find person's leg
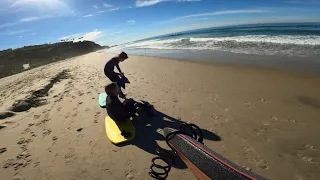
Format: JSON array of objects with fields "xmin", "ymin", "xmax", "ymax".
[
  {"xmin": 114, "ymin": 117, "xmax": 132, "ymax": 137},
  {"xmin": 124, "ymin": 99, "xmax": 137, "ymax": 118}
]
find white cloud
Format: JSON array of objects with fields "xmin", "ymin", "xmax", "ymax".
[
  {"xmin": 104, "ymin": 31, "xmax": 122, "ymax": 36},
  {"xmin": 127, "ymin": 20, "xmax": 136, "ymax": 24},
  {"xmin": 93, "ymin": 5, "xmax": 99, "ymax": 9},
  {"xmin": 82, "ymin": 30, "xmax": 104, "ymax": 41},
  {"xmin": 284, "ymin": 0, "xmax": 320, "ymax": 4},
  {"xmin": 0, "ymin": 22, "xmax": 19, "ymax": 28},
  {"xmin": 20, "ymin": 16, "xmax": 41, "ymax": 22},
  {"xmin": 103, "ymin": 3, "xmax": 113, "ymax": 8},
  {"xmin": 60, "ymin": 30, "xmax": 108, "ymax": 42},
  {"xmin": 136, "ymin": 0, "xmax": 163, "ymax": 7},
  {"xmin": 177, "ymin": 0, "xmax": 201, "ymax": 1},
  {"xmin": 108, "ymin": 8, "xmax": 120, "ymax": 11},
  {"xmin": 83, "ymin": 14, "xmax": 94, "ymax": 18},
  {"xmin": 0, "ymin": 0, "xmax": 73, "ymax": 28},
  {"xmin": 176, "ymin": 10, "xmax": 270, "ymax": 20},
  {"xmin": 0, "ymin": 29, "xmax": 27, "ymax": 36},
  {"xmin": 135, "ymin": 0, "xmax": 200, "ymax": 7},
  {"xmin": 20, "ymin": 14, "xmax": 54, "ymax": 22},
  {"xmin": 9, "ymin": 0, "xmax": 71, "ymax": 14},
  {"xmin": 99, "ymin": 8, "xmax": 120, "ymax": 13},
  {"xmin": 155, "ymin": 9, "xmax": 271, "ymax": 24},
  {"xmin": 60, "ymin": 33, "xmax": 85, "ymax": 40}
]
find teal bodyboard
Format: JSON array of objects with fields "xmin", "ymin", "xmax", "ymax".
[{"xmin": 99, "ymin": 93, "xmax": 108, "ymax": 108}]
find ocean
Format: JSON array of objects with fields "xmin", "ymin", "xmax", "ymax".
[{"xmin": 107, "ymin": 23, "xmax": 320, "ymax": 57}]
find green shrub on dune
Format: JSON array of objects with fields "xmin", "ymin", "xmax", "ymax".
[{"xmin": 0, "ymin": 41, "xmax": 106, "ymax": 78}]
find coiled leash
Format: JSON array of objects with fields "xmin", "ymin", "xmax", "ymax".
[{"xmin": 149, "ymin": 123, "xmax": 204, "ymax": 180}]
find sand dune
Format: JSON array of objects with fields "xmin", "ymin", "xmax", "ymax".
[{"xmin": 1, "ymin": 51, "xmax": 320, "ymax": 180}]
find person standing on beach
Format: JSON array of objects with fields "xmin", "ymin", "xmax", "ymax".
[{"xmin": 104, "ymin": 52, "xmax": 128, "ymax": 98}]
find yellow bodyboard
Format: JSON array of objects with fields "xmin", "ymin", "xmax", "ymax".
[{"xmin": 105, "ymin": 116, "xmax": 135, "ymax": 144}]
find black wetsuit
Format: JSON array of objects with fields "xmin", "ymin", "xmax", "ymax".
[
  {"xmin": 106, "ymin": 96, "xmax": 136, "ymax": 123},
  {"xmin": 104, "ymin": 57, "xmax": 122, "ymax": 83}
]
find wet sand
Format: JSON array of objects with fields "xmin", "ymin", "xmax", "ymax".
[{"xmin": 1, "ymin": 51, "xmax": 320, "ymax": 180}]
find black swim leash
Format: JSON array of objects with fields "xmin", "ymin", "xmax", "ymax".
[{"xmin": 149, "ymin": 123, "xmax": 204, "ymax": 180}]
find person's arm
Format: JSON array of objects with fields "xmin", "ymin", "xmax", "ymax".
[{"xmin": 115, "ymin": 64, "xmax": 123, "ymax": 75}]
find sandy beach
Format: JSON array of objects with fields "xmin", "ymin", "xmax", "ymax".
[{"xmin": 1, "ymin": 51, "xmax": 320, "ymax": 180}]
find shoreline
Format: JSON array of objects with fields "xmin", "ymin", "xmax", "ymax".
[
  {"xmin": 1, "ymin": 52, "xmax": 320, "ymax": 180},
  {"xmin": 106, "ymin": 48, "xmax": 320, "ymax": 74}
]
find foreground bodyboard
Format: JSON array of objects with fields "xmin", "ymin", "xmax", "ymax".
[
  {"xmin": 163, "ymin": 128, "xmax": 265, "ymax": 180},
  {"xmin": 105, "ymin": 116, "xmax": 135, "ymax": 144}
]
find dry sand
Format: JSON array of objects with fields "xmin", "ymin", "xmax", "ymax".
[{"xmin": 1, "ymin": 51, "xmax": 320, "ymax": 180}]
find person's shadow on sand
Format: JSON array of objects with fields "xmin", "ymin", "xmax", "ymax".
[{"xmin": 118, "ymin": 100, "xmax": 221, "ymax": 170}]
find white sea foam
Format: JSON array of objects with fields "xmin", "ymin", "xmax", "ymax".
[
  {"xmin": 189, "ymin": 35, "xmax": 320, "ymax": 45},
  {"xmin": 107, "ymin": 35, "xmax": 320, "ymax": 56}
]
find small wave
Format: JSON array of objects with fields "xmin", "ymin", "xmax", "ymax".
[
  {"xmin": 125, "ymin": 38, "xmax": 189, "ymax": 48},
  {"xmin": 120, "ymin": 35, "xmax": 320, "ymax": 56},
  {"xmin": 126, "ymin": 35, "xmax": 320, "ymax": 49},
  {"xmin": 189, "ymin": 35, "xmax": 320, "ymax": 45}
]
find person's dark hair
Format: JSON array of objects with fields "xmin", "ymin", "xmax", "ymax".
[
  {"xmin": 105, "ymin": 82, "xmax": 118, "ymax": 95},
  {"xmin": 119, "ymin": 51, "xmax": 128, "ymax": 59}
]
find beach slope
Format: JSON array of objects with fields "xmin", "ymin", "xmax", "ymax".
[{"xmin": 1, "ymin": 52, "xmax": 320, "ymax": 180}]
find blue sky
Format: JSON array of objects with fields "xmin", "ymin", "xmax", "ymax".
[{"xmin": 0, "ymin": 0, "xmax": 320, "ymax": 50}]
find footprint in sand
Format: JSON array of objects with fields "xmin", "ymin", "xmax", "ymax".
[
  {"xmin": 22, "ymin": 127, "xmax": 31, "ymax": 135},
  {"xmin": 3, "ymin": 150, "xmax": 32, "ymax": 170},
  {"xmin": 17, "ymin": 138, "xmax": 28, "ymax": 145},
  {"xmin": 305, "ymin": 144, "xmax": 315, "ymax": 150},
  {"xmin": 42, "ymin": 129, "xmax": 52, "ymax": 136},
  {"xmin": 13, "ymin": 173, "xmax": 23, "ymax": 180},
  {"xmin": 94, "ymin": 112, "xmax": 101, "ymax": 118},
  {"xmin": 35, "ymin": 121, "xmax": 43, "ymax": 127},
  {"xmin": 245, "ymin": 102, "xmax": 254, "ymax": 109},
  {"xmin": 78, "ymin": 91, "xmax": 84, "ymax": 96},
  {"xmin": 30, "ymin": 132, "xmax": 37, "ymax": 138},
  {"xmin": 258, "ymin": 98, "xmax": 267, "ymax": 102},
  {"xmin": 57, "ymin": 107, "xmax": 62, "ymax": 111},
  {"xmin": 271, "ymin": 116, "xmax": 297, "ymax": 124},
  {"xmin": 64, "ymin": 148, "xmax": 75, "ymax": 162},
  {"xmin": 85, "ymin": 108, "xmax": 90, "ymax": 112},
  {"xmin": 0, "ymin": 147, "xmax": 7, "ymax": 154},
  {"xmin": 3, "ymin": 159, "xmax": 14, "ymax": 168},
  {"xmin": 211, "ymin": 115, "xmax": 219, "ymax": 120},
  {"xmin": 64, "ymin": 112, "xmax": 71, "ymax": 118},
  {"xmin": 34, "ymin": 162, "xmax": 40, "ymax": 168},
  {"xmin": 294, "ymin": 175, "xmax": 304, "ymax": 180},
  {"xmin": 44, "ymin": 113, "xmax": 49, "ymax": 119},
  {"xmin": 173, "ymin": 99, "xmax": 179, "ymax": 103},
  {"xmin": 64, "ymin": 90, "xmax": 70, "ymax": 94},
  {"xmin": 21, "ymin": 145, "xmax": 28, "ymax": 151},
  {"xmin": 253, "ymin": 124, "xmax": 271, "ymax": 142},
  {"xmin": 301, "ymin": 156, "xmax": 314, "ymax": 163},
  {"xmin": 40, "ymin": 118, "xmax": 50, "ymax": 124},
  {"xmin": 16, "ymin": 151, "xmax": 31, "ymax": 159},
  {"xmin": 243, "ymin": 146, "xmax": 270, "ymax": 170},
  {"xmin": 34, "ymin": 114, "xmax": 41, "ymax": 119}
]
